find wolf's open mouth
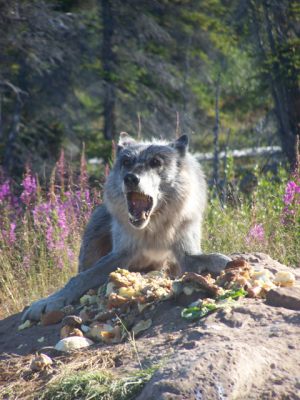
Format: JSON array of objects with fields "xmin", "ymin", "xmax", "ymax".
[{"xmin": 126, "ymin": 192, "xmax": 153, "ymax": 227}]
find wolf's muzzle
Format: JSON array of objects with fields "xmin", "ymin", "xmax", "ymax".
[{"xmin": 124, "ymin": 173, "xmax": 140, "ymax": 188}]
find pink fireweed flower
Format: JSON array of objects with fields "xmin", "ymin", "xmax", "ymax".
[
  {"xmin": 20, "ymin": 172, "xmax": 37, "ymax": 206},
  {"xmin": 9, "ymin": 222, "xmax": 16, "ymax": 244},
  {"xmin": 33, "ymin": 202, "xmax": 52, "ymax": 226},
  {"xmin": 56, "ymin": 202, "xmax": 68, "ymax": 233},
  {"xmin": 1, "ymin": 222, "xmax": 17, "ymax": 245},
  {"xmin": 0, "ymin": 181, "xmax": 10, "ymax": 202},
  {"xmin": 246, "ymin": 223, "xmax": 265, "ymax": 244},
  {"xmin": 281, "ymin": 178, "xmax": 300, "ymax": 224},
  {"xmin": 84, "ymin": 189, "xmax": 91, "ymax": 207},
  {"xmin": 46, "ymin": 224, "xmax": 55, "ymax": 251},
  {"xmin": 283, "ymin": 181, "xmax": 300, "ymax": 205},
  {"xmin": 67, "ymin": 247, "xmax": 75, "ymax": 262}
]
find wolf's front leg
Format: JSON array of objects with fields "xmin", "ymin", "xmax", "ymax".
[
  {"xmin": 22, "ymin": 251, "xmax": 129, "ymax": 321},
  {"xmin": 181, "ymin": 253, "xmax": 232, "ymax": 275}
]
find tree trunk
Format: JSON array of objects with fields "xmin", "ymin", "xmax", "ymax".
[
  {"xmin": 3, "ymin": 60, "xmax": 26, "ymax": 173},
  {"xmin": 3, "ymin": 97, "xmax": 21, "ymax": 172},
  {"xmin": 101, "ymin": 0, "xmax": 116, "ymax": 141},
  {"xmin": 262, "ymin": 0, "xmax": 300, "ymax": 170},
  {"xmin": 213, "ymin": 72, "xmax": 221, "ymax": 186}
]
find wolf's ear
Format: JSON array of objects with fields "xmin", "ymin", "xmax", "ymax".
[
  {"xmin": 170, "ymin": 135, "xmax": 189, "ymax": 156},
  {"xmin": 117, "ymin": 132, "xmax": 136, "ymax": 153}
]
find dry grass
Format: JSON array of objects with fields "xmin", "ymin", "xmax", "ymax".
[{"xmin": 0, "ymin": 347, "xmax": 125, "ymax": 400}]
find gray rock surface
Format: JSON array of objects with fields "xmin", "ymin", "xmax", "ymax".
[
  {"xmin": 1, "ymin": 253, "xmax": 299, "ymax": 400},
  {"xmin": 134, "ymin": 253, "xmax": 300, "ymax": 400},
  {"xmin": 266, "ymin": 286, "xmax": 300, "ymax": 310}
]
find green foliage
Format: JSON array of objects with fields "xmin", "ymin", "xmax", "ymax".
[
  {"xmin": 41, "ymin": 368, "xmax": 156, "ymax": 400},
  {"xmin": 203, "ymin": 165, "xmax": 299, "ymax": 267},
  {"xmin": 3, "ymin": 0, "xmax": 297, "ymax": 176}
]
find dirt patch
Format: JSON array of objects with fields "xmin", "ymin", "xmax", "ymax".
[{"xmin": 1, "ymin": 253, "xmax": 300, "ymax": 399}]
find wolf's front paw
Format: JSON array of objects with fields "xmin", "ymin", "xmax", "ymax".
[
  {"xmin": 185, "ymin": 253, "xmax": 232, "ymax": 275},
  {"xmin": 21, "ymin": 293, "xmax": 69, "ymax": 322},
  {"xmin": 205, "ymin": 253, "xmax": 232, "ymax": 274}
]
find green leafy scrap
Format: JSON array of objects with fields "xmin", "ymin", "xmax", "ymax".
[
  {"xmin": 181, "ymin": 303, "xmax": 218, "ymax": 321},
  {"xmin": 217, "ymin": 288, "xmax": 247, "ymax": 301},
  {"xmin": 181, "ymin": 287, "xmax": 247, "ymax": 321}
]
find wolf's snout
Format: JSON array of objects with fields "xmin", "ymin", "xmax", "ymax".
[{"xmin": 124, "ymin": 173, "xmax": 140, "ymax": 187}]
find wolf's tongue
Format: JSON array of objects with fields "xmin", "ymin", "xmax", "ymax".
[
  {"xmin": 128, "ymin": 192, "xmax": 151, "ymax": 220},
  {"xmin": 130, "ymin": 198, "xmax": 148, "ymax": 218}
]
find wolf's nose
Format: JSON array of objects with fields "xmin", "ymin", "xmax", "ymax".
[{"xmin": 124, "ymin": 173, "xmax": 140, "ymax": 187}]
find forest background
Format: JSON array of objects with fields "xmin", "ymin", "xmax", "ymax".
[
  {"xmin": 0, "ymin": 0, "xmax": 299, "ymax": 317},
  {"xmin": 1, "ymin": 0, "xmax": 299, "ymax": 175}
]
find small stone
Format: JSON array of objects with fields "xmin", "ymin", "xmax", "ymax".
[
  {"xmin": 41, "ymin": 310, "xmax": 65, "ymax": 326},
  {"xmin": 30, "ymin": 353, "xmax": 53, "ymax": 371},
  {"xmin": 54, "ymin": 337, "xmax": 94, "ymax": 352},
  {"xmin": 132, "ymin": 318, "xmax": 152, "ymax": 336},
  {"xmin": 266, "ymin": 286, "xmax": 300, "ymax": 311}
]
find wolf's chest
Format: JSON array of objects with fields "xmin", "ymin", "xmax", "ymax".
[
  {"xmin": 141, "ymin": 248, "xmax": 172, "ymax": 263},
  {"xmin": 126, "ymin": 246, "xmax": 176, "ymax": 272}
]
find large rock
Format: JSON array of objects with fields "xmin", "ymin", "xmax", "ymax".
[
  {"xmin": 266, "ymin": 286, "xmax": 300, "ymax": 310},
  {"xmin": 134, "ymin": 253, "xmax": 300, "ymax": 400},
  {"xmin": 0, "ymin": 252, "xmax": 299, "ymax": 400},
  {"xmin": 135, "ymin": 300, "xmax": 300, "ymax": 400}
]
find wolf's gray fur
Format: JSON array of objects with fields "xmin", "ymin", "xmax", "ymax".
[{"xmin": 22, "ymin": 134, "xmax": 231, "ymax": 321}]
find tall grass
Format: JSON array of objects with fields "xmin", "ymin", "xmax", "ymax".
[
  {"xmin": 203, "ymin": 165, "xmax": 300, "ymax": 267},
  {"xmin": 0, "ymin": 151, "xmax": 102, "ymax": 318},
  {"xmin": 0, "ymin": 152, "xmax": 299, "ymax": 319}
]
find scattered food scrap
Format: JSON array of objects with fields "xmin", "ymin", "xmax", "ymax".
[
  {"xmin": 18, "ymin": 319, "xmax": 34, "ymax": 331},
  {"xmin": 181, "ymin": 289, "xmax": 247, "ymax": 321},
  {"xmin": 22, "ymin": 260, "xmax": 296, "ymax": 351},
  {"xmin": 273, "ymin": 271, "xmax": 296, "ymax": 287},
  {"xmin": 182, "ymin": 260, "xmax": 296, "ymax": 321}
]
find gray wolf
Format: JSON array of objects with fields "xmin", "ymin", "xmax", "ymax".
[{"xmin": 22, "ymin": 133, "xmax": 230, "ymax": 321}]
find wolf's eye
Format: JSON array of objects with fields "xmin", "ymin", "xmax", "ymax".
[
  {"xmin": 149, "ymin": 157, "xmax": 162, "ymax": 168},
  {"xmin": 122, "ymin": 157, "xmax": 134, "ymax": 167}
]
